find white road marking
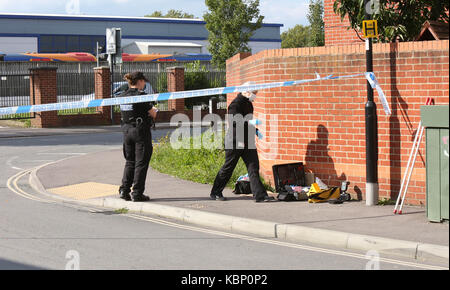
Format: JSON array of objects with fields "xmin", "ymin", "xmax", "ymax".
[
  {"xmin": 38, "ymin": 153, "xmax": 87, "ymax": 155},
  {"xmin": 21, "ymin": 160, "xmax": 55, "ymax": 163},
  {"xmin": 6, "ymin": 156, "xmax": 23, "ymax": 171}
]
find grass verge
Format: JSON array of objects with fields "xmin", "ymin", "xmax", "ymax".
[
  {"xmin": 114, "ymin": 208, "xmax": 129, "ymax": 214},
  {"xmin": 151, "ymin": 132, "xmax": 274, "ymax": 191},
  {"xmin": 378, "ymin": 198, "xmax": 397, "ymax": 206}
]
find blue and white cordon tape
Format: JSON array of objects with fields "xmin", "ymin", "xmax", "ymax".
[{"xmin": 0, "ymin": 72, "xmax": 390, "ymax": 116}]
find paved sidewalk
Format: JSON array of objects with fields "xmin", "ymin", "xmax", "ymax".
[
  {"xmin": 37, "ymin": 149, "xmax": 449, "ymax": 247},
  {"xmin": 0, "ymin": 125, "xmax": 123, "ymax": 138},
  {"xmin": 0, "ymin": 121, "xmax": 222, "ymax": 138}
]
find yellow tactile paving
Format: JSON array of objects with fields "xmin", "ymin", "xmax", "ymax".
[{"xmin": 48, "ymin": 182, "xmax": 119, "ymax": 200}]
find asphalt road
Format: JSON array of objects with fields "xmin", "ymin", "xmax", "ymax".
[{"xmin": 0, "ymin": 128, "xmax": 446, "ymax": 271}]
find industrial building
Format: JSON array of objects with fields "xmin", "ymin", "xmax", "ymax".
[{"xmin": 0, "ymin": 13, "xmax": 283, "ymax": 55}]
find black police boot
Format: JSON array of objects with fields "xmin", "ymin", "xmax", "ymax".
[
  {"xmin": 132, "ymin": 194, "xmax": 151, "ymax": 202},
  {"xmin": 119, "ymin": 190, "xmax": 131, "ymax": 201},
  {"xmin": 210, "ymin": 194, "xmax": 227, "ymax": 201}
]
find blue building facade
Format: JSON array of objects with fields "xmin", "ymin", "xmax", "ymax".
[{"xmin": 0, "ymin": 13, "xmax": 282, "ymax": 55}]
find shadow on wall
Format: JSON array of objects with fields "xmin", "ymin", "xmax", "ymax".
[
  {"xmin": 389, "ymin": 43, "xmax": 415, "ymax": 201},
  {"xmin": 304, "ymin": 124, "xmax": 348, "ymax": 191}
]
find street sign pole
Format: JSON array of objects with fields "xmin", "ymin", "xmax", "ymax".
[
  {"xmin": 106, "ymin": 28, "xmax": 122, "ymax": 126},
  {"xmin": 96, "ymin": 42, "xmax": 99, "ymax": 68},
  {"xmin": 364, "ymin": 0, "xmax": 379, "ymax": 206},
  {"xmin": 110, "ymin": 55, "xmax": 115, "ymax": 125}
]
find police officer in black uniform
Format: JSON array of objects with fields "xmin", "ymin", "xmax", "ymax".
[
  {"xmin": 118, "ymin": 72, "xmax": 158, "ymax": 202},
  {"xmin": 210, "ymin": 82, "xmax": 275, "ymax": 203}
]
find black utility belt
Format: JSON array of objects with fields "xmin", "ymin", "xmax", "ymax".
[{"xmin": 122, "ymin": 117, "xmax": 149, "ymax": 127}]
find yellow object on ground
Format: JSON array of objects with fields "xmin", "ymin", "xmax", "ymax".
[
  {"xmin": 310, "ymin": 183, "xmax": 321, "ymax": 193},
  {"xmin": 49, "ymin": 182, "xmax": 119, "ymax": 200},
  {"xmin": 307, "ymin": 187, "xmax": 341, "ymax": 204}
]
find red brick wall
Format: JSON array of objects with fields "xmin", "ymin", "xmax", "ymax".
[
  {"xmin": 324, "ymin": 0, "xmax": 362, "ymax": 46},
  {"xmin": 226, "ymin": 40, "xmax": 449, "ymax": 205}
]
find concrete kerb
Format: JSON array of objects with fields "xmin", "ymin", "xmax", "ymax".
[
  {"xmin": 73, "ymin": 196, "xmax": 450, "ymax": 264},
  {"xmin": 416, "ymin": 243, "xmax": 450, "ymax": 264},
  {"xmin": 346, "ymin": 234, "xmax": 418, "ymax": 260},
  {"xmin": 85, "ymin": 197, "xmax": 276, "ymax": 237},
  {"xmin": 30, "ymin": 163, "xmax": 449, "ymax": 265}
]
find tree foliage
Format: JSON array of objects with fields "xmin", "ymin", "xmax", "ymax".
[
  {"xmin": 307, "ymin": 0, "xmax": 325, "ymax": 47},
  {"xmin": 333, "ymin": 0, "xmax": 449, "ymax": 42},
  {"xmin": 281, "ymin": 25, "xmax": 311, "ymax": 48},
  {"xmin": 145, "ymin": 9, "xmax": 195, "ymax": 19},
  {"xmin": 281, "ymin": 0, "xmax": 324, "ymax": 48},
  {"xmin": 204, "ymin": 0, "xmax": 264, "ymax": 68}
]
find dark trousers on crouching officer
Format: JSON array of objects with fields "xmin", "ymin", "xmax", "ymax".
[{"xmin": 211, "ymin": 92, "xmax": 274, "ymax": 203}]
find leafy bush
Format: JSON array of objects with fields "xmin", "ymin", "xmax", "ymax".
[
  {"xmin": 184, "ymin": 61, "xmax": 210, "ymax": 90},
  {"xmin": 184, "ymin": 61, "xmax": 212, "ymax": 109}
]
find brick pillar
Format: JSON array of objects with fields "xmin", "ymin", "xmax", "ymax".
[
  {"xmin": 94, "ymin": 66, "xmax": 112, "ymax": 120},
  {"xmin": 167, "ymin": 67, "xmax": 185, "ymax": 112},
  {"xmin": 30, "ymin": 67, "xmax": 58, "ymax": 128}
]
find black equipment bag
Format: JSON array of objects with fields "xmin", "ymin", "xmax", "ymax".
[
  {"xmin": 277, "ymin": 186, "xmax": 298, "ymax": 201},
  {"xmin": 273, "ymin": 162, "xmax": 306, "ymax": 202},
  {"xmin": 233, "ymin": 180, "xmax": 252, "ymax": 195},
  {"xmin": 273, "ymin": 163, "xmax": 305, "ymax": 192}
]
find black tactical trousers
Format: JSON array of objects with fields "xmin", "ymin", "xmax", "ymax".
[
  {"xmin": 211, "ymin": 148, "xmax": 267, "ymax": 200},
  {"xmin": 120, "ymin": 124, "xmax": 153, "ymax": 196}
]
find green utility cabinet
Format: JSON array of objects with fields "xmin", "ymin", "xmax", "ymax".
[{"xmin": 421, "ymin": 105, "xmax": 449, "ymax": 223}]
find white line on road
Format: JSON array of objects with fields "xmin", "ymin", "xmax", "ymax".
[
  {"xmin": 6, "ymin": 156, "xmax": 23, "ymax": 171},
  {"xmin": 38, "ymin": 153, "xmax": 87, "ymax": 156},
  {"xmin": 21, "ymin": 160, "xmax": 55, "ymax": 163}
]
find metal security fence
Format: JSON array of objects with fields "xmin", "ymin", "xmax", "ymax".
[
  {"xmin": 0, "ymin": 61, "xmax": 226, "ymax": 114},
  {"xmin": 57, "ymin": 72, "xmax": 97, "ymax": 115},
  {"xmin": 0, "ymin": 62, "xmax": 100, "ymax": 74},
  {"xmin": 0, "ymin": 74, "xmax": 34, "ymax": 120},
  {"xmin": 217, "ymin": 101, "xmax": 228, "ymax": 110},
  {"xmin": 111, "ymin": 62, "xmax": 226, "ymax": 111},
  {"xmin": 154, "ymin": 101, "xmax": 169, "ymax": 111},
  {"xmin": 0, "ymin": 61, "xmax": 221, "ymax": 74}
]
